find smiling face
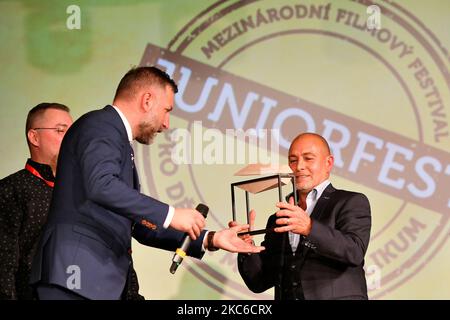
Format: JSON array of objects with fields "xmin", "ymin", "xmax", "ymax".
[{"xmin": 288, "ymin": 133, "xmax": 334, "ymax": 195}]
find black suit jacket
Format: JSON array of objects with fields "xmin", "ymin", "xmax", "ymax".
[
  {"xmin": 238, "ymin": 184, "xmax": 371, "ymax": 300},
  {"xmin": 30, "ymin": 106, "xmax": 206, "ymax": 299}
]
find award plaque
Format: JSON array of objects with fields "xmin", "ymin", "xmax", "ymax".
[{"xmin": 231, "ymin": 164, "xmax": 297, "ymax": 236}]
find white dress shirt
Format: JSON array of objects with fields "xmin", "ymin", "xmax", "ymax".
[{"xmin": 289, "ymin": 179, "xmax": 330, "ymax": 252}]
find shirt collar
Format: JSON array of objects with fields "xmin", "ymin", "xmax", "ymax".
[
  {"xmin": 312, "ymin": 179, "xmax": 331, "ymax": 200},
  {"xmin": 26, "ymin": 158, "xmax": 55, "ymax": 181},
  {"xmin": 111, "ymin": 105, "xmax": 133, "ymax": 143}
]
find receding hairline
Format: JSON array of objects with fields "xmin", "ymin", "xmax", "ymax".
[
  {"xmin": 26, "ymin": 103, "xmax": 70, "ymax": 129},
  {"xmin": 289, "ymin": 132, "xmax": 331, "ymax": 155},
  {"xmin": 25, "ymin": 102, "xmax": 71, "ymax": 145}
]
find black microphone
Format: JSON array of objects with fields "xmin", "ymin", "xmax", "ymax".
[{"xmin": 170, "ymin": 203, "xmax": 209, "ymax": 274}]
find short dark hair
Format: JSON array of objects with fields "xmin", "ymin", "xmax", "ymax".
[
  {"xmin": 113, "ymin": 66, "xmax": 178, "ymax": 101},
  {"xmin": 25, "ymin": 102, "xmax": 70, "ymax": 141}
]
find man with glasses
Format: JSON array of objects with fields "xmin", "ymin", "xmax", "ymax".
[
  {"xmin": 0, "ymin": 103, "xmax": 73, "ymax": 299},
  {"xmin": 0, "ymin": 103, "xmax": 148, "ymax": 300}
]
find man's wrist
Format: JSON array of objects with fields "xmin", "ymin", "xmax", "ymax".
[
  {"xmin": 305, "ymin": 217, "xmax": 313, "ymax": 235},
  {"xmin": 207, "ymin": 231, "xmax": 219, "ymax": 251},
  {"xmin": 163, "ymin": 206, "xmax": 175, "ymax": 229}
]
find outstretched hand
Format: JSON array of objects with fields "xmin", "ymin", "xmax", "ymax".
[
  {"xmin": 213, "ymin": 221, "xmax": 264, "ymax": 253},
  {"xmin": 228, "ymin": 209, "xmax": 256, "ymax": 245}
]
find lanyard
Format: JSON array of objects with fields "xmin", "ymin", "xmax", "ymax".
[{"xmin": 25, "ymin": 163, "xmax": 55, "ymax": 188}]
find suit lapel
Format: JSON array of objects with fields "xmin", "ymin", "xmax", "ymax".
[
  {"xmin": 309, "ymin": 183, "xmax": 335, "ymax": 221},
  {"xmin": 297, "ymin": 184, "xmax": 335, "ymax": 255},
  {"xmin": 130, "ymin": 143, "xmax": 140, "ymax": 191},
  {"xmin": 105, "ymin": 105, "xmax": 141, "ymax": 192}
]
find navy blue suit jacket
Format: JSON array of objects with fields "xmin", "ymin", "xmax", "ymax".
[{"xmin": 30, "ymin": 105, "xmax": 206, "ymax": 299}]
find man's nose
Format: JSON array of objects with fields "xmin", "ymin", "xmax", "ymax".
[
  {"xmin": 162, "ymin": 114, "xmax": 170, "ymax": 130},
  {"xmin": 296, "ymin": 159, "xmax": 305, "ymax": 171}
]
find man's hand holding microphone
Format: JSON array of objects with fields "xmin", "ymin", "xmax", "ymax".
[{"xmin": 170, "ymin": 204, "xmax": 264, "ymax": 274}]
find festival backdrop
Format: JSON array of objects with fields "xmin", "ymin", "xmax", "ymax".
[{"xmin": 0, "ymin": 0, "xmax": 449, "ymax": 299}]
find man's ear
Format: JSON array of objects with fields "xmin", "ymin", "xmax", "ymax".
[
  {"xmin": 27, "ymin": 129, "xmax": 39, "ymax": 148},
  {"xmin": 326, "ymin": 154, "xmax": 334, "ymax": 172},
  {"xmin": 141, "ymin": 92, "xmax": 152, "ymax": 112}
]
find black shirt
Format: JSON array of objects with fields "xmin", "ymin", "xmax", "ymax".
[{"xmin": 0, "ymin": 159, "xmax": 54, "ymax": 299}]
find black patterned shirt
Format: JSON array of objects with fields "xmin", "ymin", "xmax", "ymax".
[{"xmin": 0, "ymin": 159, "xmax": 54, "ymax": 300}]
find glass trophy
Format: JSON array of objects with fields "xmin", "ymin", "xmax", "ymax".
[{"xmin": 231, "ymin": 164, "xmax": 297, "ymax": 236}]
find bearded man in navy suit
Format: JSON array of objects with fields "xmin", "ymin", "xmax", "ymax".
[{"xmin": 31, "ymin": 66, "xmax": 263, "ymax": 300}]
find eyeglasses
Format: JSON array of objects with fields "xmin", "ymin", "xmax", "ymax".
[{"xmin": 33, "ymin": 125, "xmax": 68, "ymax": 134}]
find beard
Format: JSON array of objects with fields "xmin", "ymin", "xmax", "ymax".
[
  {"xmin": 136, "ymin": 121, "xmax": 159, "ymax": 145},
  {"xmin": 295, "ymin": 180, "xmax": 314, "ymax": 194}
]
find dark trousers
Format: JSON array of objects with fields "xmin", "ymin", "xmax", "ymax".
[
  {"xmin": 35, "ymin": 265, "xmax": 144, "ymax": 300},
  {"xmin": 36, "ymin": 284, "xmax": 87, "ymax": 300}
]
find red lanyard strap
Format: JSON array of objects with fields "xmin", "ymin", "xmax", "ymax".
[{"xmin": 25, "ymin": 163, "xmax": 55, "ymax": 188}]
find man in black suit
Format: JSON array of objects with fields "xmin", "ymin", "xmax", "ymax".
[
  {"xmin": 236, "ymin": 133, "xmax": 371, "ymax": 300},
  {"xmin": 30, "ymin": 66, "xmax": 263, "ymax": 300}
]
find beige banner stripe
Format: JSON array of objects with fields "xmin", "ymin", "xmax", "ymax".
[{"xmin": 140, "ymin": 43, "xmax": 450, "ymax": 215}]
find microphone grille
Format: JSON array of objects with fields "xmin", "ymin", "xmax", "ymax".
[{"xmin": 195, "ymin": 203, "xmax": 209, "ymax": 218}]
